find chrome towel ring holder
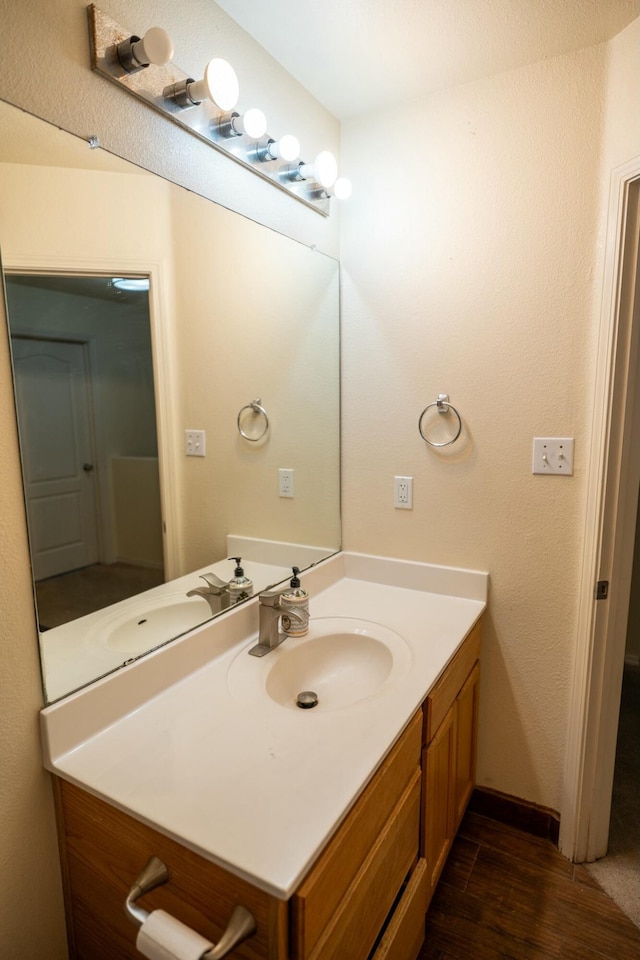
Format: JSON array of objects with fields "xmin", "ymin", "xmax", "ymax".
[
  {"xmin": 418, "ymin": 394, "xmax": 462, "ymax": 447},
  {"xmin": 237, "ymin": 398, "xmax": 269, "ymax": 441}
]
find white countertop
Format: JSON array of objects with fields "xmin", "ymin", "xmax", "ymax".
[{"xmin": 41, "ymin": 552, "xmax": 487, "ymax": 899}]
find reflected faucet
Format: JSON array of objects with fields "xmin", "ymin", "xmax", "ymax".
[
  {"xmin": 186, "ymin": 572, "xmax": 230, "ymax": 614},
  {"xmin": 248, "ymin": 588, "xmax": 309, "ymax": 657}
]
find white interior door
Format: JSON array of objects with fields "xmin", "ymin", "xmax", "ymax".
[{"xmin": 11, "ymin": 336, "xmax": 99, "ymax": 580}]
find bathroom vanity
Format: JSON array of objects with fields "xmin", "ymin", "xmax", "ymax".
[{"xmin": 42, "ymin": 553, "xmax": 486, "ymax": 960}]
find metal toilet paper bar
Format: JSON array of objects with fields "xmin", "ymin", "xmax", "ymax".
[{"xmin": 125, "ymin": 856, "xmax": 256, "ymax": 959}]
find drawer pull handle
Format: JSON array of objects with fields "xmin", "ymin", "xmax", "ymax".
[{"xmin": 125, "ymin": 856, "xmax": 256, "ymax": 959}]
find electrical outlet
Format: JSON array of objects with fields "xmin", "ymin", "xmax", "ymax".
[
  {"xmin": 394, "ymin": 476, "xmax": 413, "ymax": 509},
  {"xmin": 279, "ymin": 468, "xmax": 294, "ymax": 498},
  {"xmin": 185, "ymin": 429, "xmax": 206, "ymax": 457},
  {"xmin": 532, "ymin": 438, "xmax": 574, "ymax": 475}
]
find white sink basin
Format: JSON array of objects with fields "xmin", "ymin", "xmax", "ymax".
[
  {"xmin": 88, "ymin": 596, "xmax": 213, "ymax": 656},
  {"xmin": 227, "ymin": 617, "xmax": 412, "ymax": 712}
]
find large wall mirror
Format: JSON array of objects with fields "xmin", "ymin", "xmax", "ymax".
[{"xmin": 0, "ymin": 99, "xmax": 340, "ymax": 704}]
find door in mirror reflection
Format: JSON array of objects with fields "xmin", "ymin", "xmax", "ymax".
[{"xmin": 6, "ymin": 273, "xmax": 164, "ymax": 629}]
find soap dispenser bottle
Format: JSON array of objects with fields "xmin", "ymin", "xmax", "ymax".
[
  {"xmin": 227, "ymin": 557, "xmax": 253, "ymax": 604},
  {"xmin": 281, "ymin": 566, "xmax": 310, "ymax": 637}
]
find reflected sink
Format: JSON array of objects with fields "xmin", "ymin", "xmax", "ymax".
[
  {"xmin": 87, "ymin": 595, "xmax": 213, "ymax": 656},
  {"xmin": 227, "ymin": 618, "xmax": 412, "ymax": 712}
]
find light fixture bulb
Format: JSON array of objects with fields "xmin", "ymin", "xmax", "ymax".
[
  {"xmin": 234, "ymin": 108, "xmax": 268, "ymax": 139},
  {"xmin": 315, "ymin": 151, "xmax": 338, "ymax": 188},
  {"xmin": 268, "ymin": 135, "xmax": 300, "ymax": 162},
  {"xmin": 130, "ymin": 27, "xmax": 173, "ymax": 67},
  {"xmin": 117, "ymin": 26, "xmax": 174, "ymax": 73},
  {"xmin": 333, "ymin": 177, "xmax": 352, "ymax": 200},
  {"xmin": 189, "ymin": 58, "xmax": 239, "ymax": 111},
  {"xmin": 299, "ymin": 150, "xmax": 338, "ymax": 188}
]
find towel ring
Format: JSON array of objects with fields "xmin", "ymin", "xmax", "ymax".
[
  {"xmin": 418, "ymin": 394, "xmax": 462, "ymax": 447},
  {"xmin": 237, "ymin": 399, "xmax": 269, "ymax": 441}
]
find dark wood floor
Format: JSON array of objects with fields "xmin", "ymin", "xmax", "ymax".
[{"xmin": 419, "ymin": 811, "xmax": 640, "ymax": 959}]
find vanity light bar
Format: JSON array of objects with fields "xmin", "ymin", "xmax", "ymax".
[{"xmin": 87, "ymin": 6, "xmax": 350, "ymax": 216}]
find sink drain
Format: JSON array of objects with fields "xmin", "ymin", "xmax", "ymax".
[{"xmin": 296, "ymin": 690, "xmax": 319, "ymax": 709}]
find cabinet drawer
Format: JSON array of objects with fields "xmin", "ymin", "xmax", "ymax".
[
  {"xmin": 292, "ymin": 710, "xmax": 422, "ymax": 959},
  {"xmin": 371, "ymin": 858, "xmax": 428, "ymax": 960},
  {"xmin": 307, "ymin": 771, "xmax": 421, "ymax": 960},
  {"xmin": 55, "ymin": 779, "xmax": 286, "ymax": 960},
  {"xmin": 423, "ymin": 619, "xmax": 481, "ymax": 745}
]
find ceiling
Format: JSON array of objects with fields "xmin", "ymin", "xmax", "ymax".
[{"xmin": 215, "ymin": 0, "xmax": 639, "ymax": 120}]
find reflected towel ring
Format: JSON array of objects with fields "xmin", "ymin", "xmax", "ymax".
[
  {"xmin": 237, "ymin": 399, "xmax": 269, "ymax": 441},
  {"xmin": 418, "ymin": 394, "xmax": 462, "ymax": 447}
]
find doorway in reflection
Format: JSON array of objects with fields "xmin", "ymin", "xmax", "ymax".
[{"xmin": 5, "ymin": 273, "xmax": 164, "ymax": 630}]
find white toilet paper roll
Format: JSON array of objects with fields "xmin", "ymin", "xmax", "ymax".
[{"xmin": 136, "ymin": 909, "xmax": 214, "ymax": 960}]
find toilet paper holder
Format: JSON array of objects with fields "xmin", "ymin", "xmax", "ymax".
[{"xmin": 125, "ymin": 855, "xmax": 257, "ymax": 959}]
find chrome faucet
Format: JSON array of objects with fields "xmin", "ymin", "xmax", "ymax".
[
  {"xmin": 186, "ymin": 572, "xmax": 230, "ymax": 614},
  {"xmin": 248, "ymin": 587, "xmax": 308, "ymax": 657}
]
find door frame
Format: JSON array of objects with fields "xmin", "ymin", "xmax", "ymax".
[
  {"xmin": 560, "ymin": 157, "xmax": 640, "ymax": 862},
  {"xmin": 3, "ymin": 254, "xmax": 182, "ymax": 581}
]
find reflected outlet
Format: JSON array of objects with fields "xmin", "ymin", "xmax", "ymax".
[
  {"xmin": 279, "ymin": 468, "xmax": 294, "ymax": 498},
  {"xmin": 394, "ymin": 476, "xmax": 413, "ymax": 509}
]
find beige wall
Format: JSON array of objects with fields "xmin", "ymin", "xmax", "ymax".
[
  {"xmin": 170, "ymin": 188, "xmax": 340, "ymax": 572},
  {"xmin": 340, "ymin": 26, "xmax": 640, "ymax": 812}
]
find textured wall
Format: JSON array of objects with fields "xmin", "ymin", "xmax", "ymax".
[
  {"xmin": 339, "ymin": 35, "xmax": 639, "ymax": 811},
  {"xmin": 169, "ymin": 188, "xmax": 340, "ymax": 574}
]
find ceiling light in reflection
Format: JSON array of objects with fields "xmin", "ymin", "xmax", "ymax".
[{"xmin": 112, "ymin": 278, "xmax": 150, "ymax": 292}]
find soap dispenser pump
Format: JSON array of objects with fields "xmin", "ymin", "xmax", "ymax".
[
  {"xmin": 227, "ymin": 557, "xmax": 253, "ymax": 603},
  {"xmin": 281, "ymin": 566, "xmax": 310, "ymax": 637}
]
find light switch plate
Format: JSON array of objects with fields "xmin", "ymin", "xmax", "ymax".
[
  {"xmin": 185, "ymin": 429, "xmax": 206, "ymax": 457},
  {"xmin": 532, "ymin": 437, "xmax": 574, "ymax": 475}
]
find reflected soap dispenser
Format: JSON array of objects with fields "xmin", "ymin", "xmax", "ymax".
[
  {"xmin": 227, "ymin": 557, "xmax": 253, "ymax": 604},
  {"xmin": 281, "ymin": 566, "xmax": 310, "ymax": 637}
]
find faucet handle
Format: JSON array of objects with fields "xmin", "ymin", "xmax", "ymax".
[
  {"xmin": 258, "ymin": 586, "xmax": 286, "ymax": 607},
  {"xmin": 200, "ymin": 572, "xmax": 229, "ymax": 593}
]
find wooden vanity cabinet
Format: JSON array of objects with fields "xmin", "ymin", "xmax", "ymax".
[
  {"xmin": 53, "ymin": 779, "xmax": 287, "ymax": 960},
  {"xmin": 53, "ymin": 618, "xmax": 481, "ymax": 960},
  {"xmin": 290, "ymin": 710, "xmax": 424, "ymax": 960},
  {"xmin": 421, "ymin": 619, "xmax": 481, "ymax": 902}
]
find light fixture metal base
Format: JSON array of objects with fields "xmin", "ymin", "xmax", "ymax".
[{"xmin": 87, "ymin": 5, "xmax": 330, "ymax": 216}]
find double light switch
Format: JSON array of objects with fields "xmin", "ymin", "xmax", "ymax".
[{"xmin": 532, "ymin": 438, "xmax": 574, "ymax": 475}]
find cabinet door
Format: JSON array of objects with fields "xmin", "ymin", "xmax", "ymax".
[
  {"xmin": 421, "ymin": 704, "xmax": 456, "ymax": 895},
  {"xmin": 454, "ymin": 661, "xmax": 480, "ymax": 830}
]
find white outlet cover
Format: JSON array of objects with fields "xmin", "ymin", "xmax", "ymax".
[
  {"xmin": 279, "ymin": 467, "xmax": 294, "ymax": 498},
  {"xmin": 394, "ymin": 475, "xmax": 413, "ymax": 509},
  {"xmin": 532, "ymin": 437, "xmax": 574, "ymax": 475}
]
